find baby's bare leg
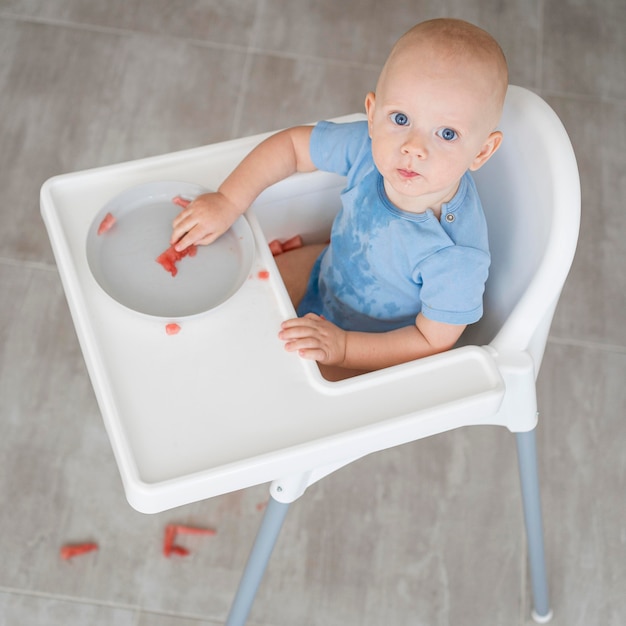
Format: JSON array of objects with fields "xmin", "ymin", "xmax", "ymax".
[{"xmin": 274, "ymin": 243, "xmax": 327, "ymax": 308}]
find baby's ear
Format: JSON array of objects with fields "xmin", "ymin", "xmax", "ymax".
[
  {"xmin": 364, "ymin": 92, "xmax": 376, "ymax": 137},
  {"xmin": 469, "ymin": 130, "xmax": 503, "ymax": 171}
]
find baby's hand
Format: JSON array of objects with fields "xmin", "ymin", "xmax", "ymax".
[
  {"xmin": 170, "ymin": 191, "xmax": 241, "ymax": 251},
  {"xmin": 279, "ymin": 313, "xmax": 347, "ymax": 366}
]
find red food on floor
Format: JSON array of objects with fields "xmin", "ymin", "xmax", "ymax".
[
  {"xmin": 156, "ymin": 244, "xmax": 197, "ymax": 277},
  {"xmin": 174, "ymin": 524, "xmax": 217, "ymax": 536},
  {"xmin": 97, "ymin": 212, "xmax": 116, "ymax": 235},
  {"xmin": 165, "ymin": 323, "xmax": 181, "ymax": 335},
  {"xmin": 163, "ymin": 524, "xmax": 216, "ymax": 558},
  {"xmin": 257, "ymin": 270, "xmax": 270, "ymax": 280},
  {"xmin": 163, "ymin": 524, "xmax": 177, "ymax": 557},
  {"xmin": 268, "ymin": 239, "xmax": 283, "ymax": 256},
  {"xmin": 60, "ymin": 542, "xmax": 98, "ymax": 560},
  {"xmin": 282, "ymin": 234, "xmax": 304, "ymax": 252},
  {"xmin": 172, "ymin": 195, "xmax": 191, "ymax": 209}
]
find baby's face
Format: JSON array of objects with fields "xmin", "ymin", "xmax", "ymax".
[{"xmin": 366, "ymin": 43, "xmax": 502, "ymax": 214}]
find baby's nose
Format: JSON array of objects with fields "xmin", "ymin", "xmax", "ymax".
[{"xmin": 401, "ymin": 130, "xmax": 428, "ymax": 158}]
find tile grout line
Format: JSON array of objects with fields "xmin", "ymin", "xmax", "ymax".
[
  {"xmin": 535, "ymin": 0, "xmax": 545, "ymax": 93},
  {"xmin": 0, "ymin": 10, "xmax": 253, "ymax": 58},
  {"xmin": 229, "ymin": 0, "xmax": 263, "ymax": 139},
  {"xmin": 525, "ymin": 11, "xmax": 542, "ymax": 626},
  {"xmin": 0, "ymin": 11, "xmax": 380, "ymax": 73},
  {"xmin": 547, "ymin": 334, "xmax": 626, "ymax": 355},
  {"xmin": 0, "ymin": 585, "xmax": 141, "ymax": 616},
  {"xmin": 524, "ymin": 12, "xmax": 543, "ymax": 626},
  {"xmin": 0, "ymin": 586, "xmax": 224, "ymax": 625},
  {"xmin": 540, "ymin": 88, "xmax": 626, "ymax": 107},
  {"xmin": 0, "ymin": 256, "xmax": 58, "ymax": 273}
]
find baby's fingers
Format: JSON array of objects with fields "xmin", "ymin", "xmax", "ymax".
[
  {"xmin": 294, "ymin": 346, "xmax": 328, "ymax": 361},
  {"xmin": 280, "ymin": 313, "xmax": 324, "ymax": 330},
  {"xmin": 170, "ymin": 211, "xmax": 193, "ymax": 245},
  {"xmin": 170, "ymin": 213, "xmax": 215, "ymax": 249},
  {"xmin": 173, "ymin": 226, "xmax": 218, "ymax": 251},
  {"xmin": 278, "ymin": 318, "xmax": 328, "ymax": 359},
  {"xmin": 282, "ymin": 335, "xmax": 328, "ymax": 361},
  {"xmin": 171, "ymin": 208, "xmax": 190, "ymax": 232},
  {"xmin": 171, "ymin": 230, "xmax": 194, "ymax": 252},
  {"xmin": 279, "ymin": 314, "xmax": 346, "ymax": 366},
  {"xmin": 279, "ymin": 316, "xmax": 320, "ymax": 339}
]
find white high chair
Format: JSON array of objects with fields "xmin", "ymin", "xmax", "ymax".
[
  {"xmin": 226, "ymin": 85, "xmax": 580, "ymax": 624},
  {"xmin": 40, "ymin": 85, "xmax": 579, "ymax": 626}
]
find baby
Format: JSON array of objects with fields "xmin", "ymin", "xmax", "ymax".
[{"xmin": 171, "ymin": 18, "xmax": 508, "ymax": 380}]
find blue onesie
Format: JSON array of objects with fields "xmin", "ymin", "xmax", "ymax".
[{"xmin": 297, "ymin": 120, "xmax": 490, "ymax": 333}]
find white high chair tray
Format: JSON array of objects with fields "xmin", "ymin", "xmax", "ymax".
[{"xmin": 41, "ymin": 118, "xmax": 505, "ymax": 514}]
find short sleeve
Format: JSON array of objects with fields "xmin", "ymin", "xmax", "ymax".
[
  {"xmin": 418, "ymin": 245, "xmax": 490, "ymax": 325},
  {"xmin": 310, "ymin": 120, "xmax": 371, "ymax": 177}
]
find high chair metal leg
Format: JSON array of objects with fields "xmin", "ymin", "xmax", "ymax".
[
  {"xmin": 226, "ymin": 495, "xmax": 291, "ymax": 626},
  {"xmin": 516, "ymin": 429, "xmax": 553, "ymax": 623}
]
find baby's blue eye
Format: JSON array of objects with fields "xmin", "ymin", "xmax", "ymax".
[
  {"xmin": 390, "ymin": 112, "xmax": 409, "ymax": 126},
  {"xmin": 437, "ymin": 127, "xmax": 458, "ymax": 141}
]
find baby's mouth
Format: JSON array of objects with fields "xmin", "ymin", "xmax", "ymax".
[{"xmin": 398, "ymin": 168, "xmax": 420, "ymax": 180}]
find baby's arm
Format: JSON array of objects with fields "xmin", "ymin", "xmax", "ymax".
[
  {"xmin": 279, "ymin": 312, "xmax": 465, "ymax": 372},
  {"xmin": 171, "ymin": 126, "xmax": 316, "ymax": 251}
]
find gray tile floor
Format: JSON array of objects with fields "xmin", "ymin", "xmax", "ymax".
[{"xmin": 0, "ymin": 1, "xmax": 624, "ymax": 625}]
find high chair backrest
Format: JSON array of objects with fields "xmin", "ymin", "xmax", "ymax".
[{"xmin": 461, "ymin": 86, "xmax": 580, "ymax": 370}]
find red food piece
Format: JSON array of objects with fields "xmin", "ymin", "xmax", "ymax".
[
  {"xmin": 163, "ymin": 524, "xmax": 216, "ymax": 558},
  {"xmin": 165, "ymin": 323, "xmax": 181, "ymax": 335},
  {"xmin": 97, "ymin": 212, "xmax": 116, "ymax": 235},
  {"xmin": 156, "ymin": 244, "xmax": 197, "ymax": 277},
  {"xmin": 282, "ymin": 234, "xmax": 304, "ymax": 252},
  {"xmin": 268, "ymin": 239, "xmax": 283, "ymax": 256},
  {"xmin": 257, "ymin": 270, "xmax": 270, "ymax": 280},
  {"xmin": 163, "ymin": 524, "xmax": 177, "ymax": 557},
  {"xmin": 268, "ymin": 235, "xmax": 304, "ymax": 256},
  {"xmin": 174, "ymin": 524, "xmax": 217, "ymax": 536},
  {"xmin": 60, "ymin": 542, "xmax": 98, "ymax": 560},
  {"xmin": 172, "ymin": 195, "xmax": 191, "ymax": 209}
]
